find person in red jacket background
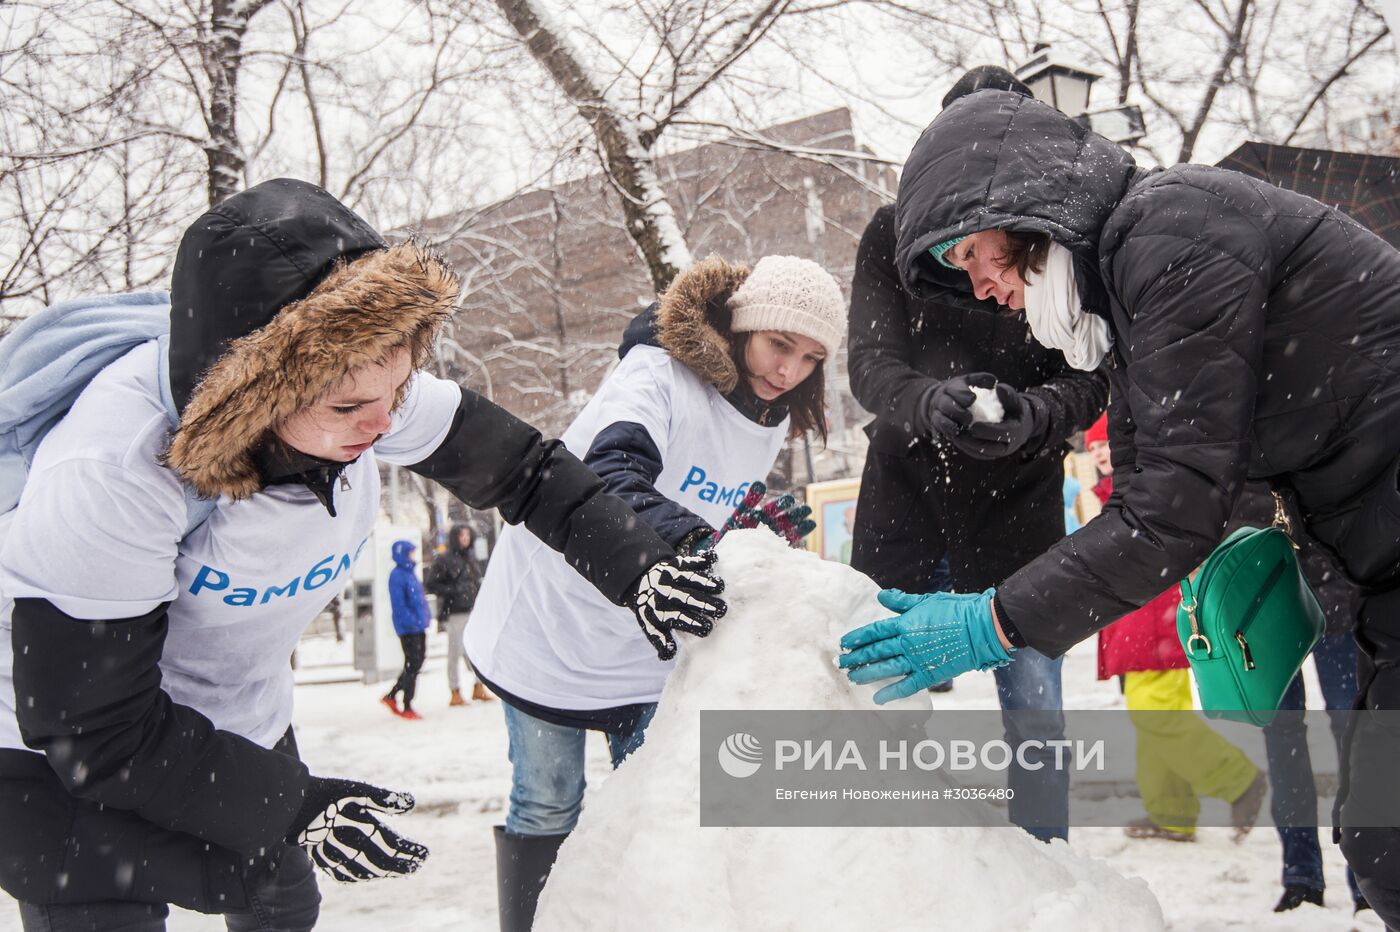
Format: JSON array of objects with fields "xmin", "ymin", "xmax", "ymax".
[
  {"xmin": 1087, "ymin": 414, "xmax": 1265, "ymax": 843},
  {"xmin": 1088, "ymin": 413, "xmax": 1191, "ymax": 682}
]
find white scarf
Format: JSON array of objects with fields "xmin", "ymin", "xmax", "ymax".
[{"xmin": 1023, "ymin": 242, "xmax": 1111, "ymax": 371}]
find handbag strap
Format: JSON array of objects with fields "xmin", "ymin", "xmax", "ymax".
[
  {"xmin": 1270, "ymin": 490, "xmax": 1300, "ymax": 550},
  {"xmin": 1179, "ymin": 575, "xmax": 1211, "ymax": 657}
]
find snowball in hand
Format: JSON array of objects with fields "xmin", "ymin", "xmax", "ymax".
[{"xmin": 969, "ymin": 385, "xmax": 1004, "ymax": 424}]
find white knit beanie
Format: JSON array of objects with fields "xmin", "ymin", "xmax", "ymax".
[{"xmin": 727, "ymin": 255, "xmax": 846, "ymax": 357}]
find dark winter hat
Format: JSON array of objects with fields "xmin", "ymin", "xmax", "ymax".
[
  {"xmin": 169, "ymin": 179, "xmax": 388, "ymax": 413},
  {"xmin": 940, "ymin": 65, "xmax": 1033, "ymax": 110},
  {"xmin": 165, "ymin": 178, "xmax": 458, "ymax": 500}
]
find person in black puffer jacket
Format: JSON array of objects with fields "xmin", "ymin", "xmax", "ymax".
[
  {"xmin": 426, "ymin": 524, "xmax": 491, "ymax": 705},
  {"xmin": 839, "ymin": 75, "xmax": 1400, "ymax": 925},
  {"xmin": 846, "ymin": 66, "xmax": 1107, "ymax": 844}
]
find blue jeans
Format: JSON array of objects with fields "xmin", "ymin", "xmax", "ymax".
[
  {"xmin": 503, "ymin": 701, "xmax": 658, "ymax": 836},
  {"xmin": 17, "ymin": 846, "xmax": 321, "ymax": 932},
  {"xmin": 927, "ymin": 556, "xmax": 1068, "ymax": 841},
  {"xmin": 927, "ymin": 560, "xmax": 957, "ymax": 692},
  {"xmin": 995, "ymin": 647, "xmax": 1069, "ymax": 842},
  {"xmin": 1264, "ymin": 632, "xmax": 1362, "ymax": 902}
]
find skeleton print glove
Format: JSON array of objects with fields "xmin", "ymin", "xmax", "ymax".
[
  {"xmin": 288, "ymin": 776, "xmax": 429, "ymax": 883},
  {"xmin": 629, "ymin": 551, "xmax": 728, "ymax": 661}
]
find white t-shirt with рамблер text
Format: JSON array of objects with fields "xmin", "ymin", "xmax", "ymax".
[
  {"xmin": 0, "ymin": 340, "xmax": 461, "ymax": 752},
  {"xmin": 467, "ymin": 344, "xmax": 789, "ymax": 710}
]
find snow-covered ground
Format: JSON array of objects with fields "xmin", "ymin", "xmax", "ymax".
[{"xmin": 0, "ymin": 536, "xmax": 1379, "ymax": 931}]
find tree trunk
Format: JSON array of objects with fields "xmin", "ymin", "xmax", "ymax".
[
  {"xmin": 549, "ymin": 189, "xmax": 570, "ymax": 401},
  {"xmin": 204, "ymin": 0, "xmax": 269, "ymax": 205},
  {"xmin": 490, "ymin": 0, "xmax": 693, "ymax": 292}
]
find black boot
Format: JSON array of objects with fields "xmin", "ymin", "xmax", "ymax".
[
  {"xmin": 1274, "ymin": 884, "xmax": 1324, "ymax": 912},
  {"xmin": 495, "ymin": 825, "xmax": 569, "ymax": 932}
]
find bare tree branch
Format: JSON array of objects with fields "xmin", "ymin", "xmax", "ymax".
[
  {"xmin": 646, "ymin": 0, "xmax": 795, "ymax": 143},
  {"xmin": 1178, "ymin": 0, "xmax": 1252, "ymax": 161},
  {"xmin": 2, "ymin": 128, "xmax": 200, "ymax": 162},
  {"xmin": 1283, "ymin": 25, "xmax": 1390, "ymax": 144}
]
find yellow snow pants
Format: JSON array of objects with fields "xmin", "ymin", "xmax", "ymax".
[{"xmin": 1124, "ymin": 669, "xmax": 1259, "ymax": 833}]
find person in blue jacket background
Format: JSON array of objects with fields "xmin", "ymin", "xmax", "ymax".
[{"xmin": 382, "ymin": 540, "xmax": 432, "ymax": 720}]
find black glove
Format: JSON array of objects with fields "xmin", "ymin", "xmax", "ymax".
[
  {"xmin": 288, "ymin": 776, "xmax": 429, "ymax": 883},
  {"xmin": 629, "ymin": 550, "xmax": 728, "ymax": 661},
  {"xmin": 947, "ymin": 383, "xmax": 1050, "ymax": 460},
  {"xmin": 917, "ymin": 373, "xmax": 997, "ymax": 439}
]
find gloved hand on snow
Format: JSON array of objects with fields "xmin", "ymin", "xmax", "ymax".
[
  {"xmin": 916, "ymin": 373, "xmax": 997, "ymax": 439},
  {"xmin": 700, "ymin": 481, "xmax": 815, "ymax": 550},
  {"xmin": 288, "ymin": 776, "xmax": 429, "ymax": 883},
  {"xmin": 629, "ymin": 550, "xmax": 728, "ymax": 661},
  {"xmin": 838, "ymin": 588, "xmax": 1013, "ymax": 703},
  {"xmin": 946, "ymin": 382, "xmax": 1049, "ymax": 460}
]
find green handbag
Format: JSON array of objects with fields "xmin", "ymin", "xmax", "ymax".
[{"xmin": 1176, "ymin": 502, "xmax": 1325, "ymax": 726}]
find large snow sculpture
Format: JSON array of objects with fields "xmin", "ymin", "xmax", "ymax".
[{"xmin": 535, "ymin": 530, "xmax": 1163, "ymax": 931}]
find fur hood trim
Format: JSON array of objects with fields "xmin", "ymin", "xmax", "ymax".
[
  {"xmin": 164, "ymin": 242, "xmax": 458, "ymax": 500},
  {"xmin": 654, "ymin": 256, "xmax": 751, "ymax": 393}
]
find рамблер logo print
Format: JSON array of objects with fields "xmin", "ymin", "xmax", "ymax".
[{"xmin": 718, "ymin": 732, "xmax": 763, "ymax": 778}]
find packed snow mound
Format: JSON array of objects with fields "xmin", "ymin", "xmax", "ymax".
[
  {"xmin": 970, "ymin": 385, "xmax": 1005, "ymax": 424},
  {"xmin": 535, "ymin": 531, "xmax": 1164, "ymax": 932}
]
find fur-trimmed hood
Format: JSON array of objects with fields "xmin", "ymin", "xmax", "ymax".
[
  {"xmin": 619, "ymin": 256, "xmax": 750, "ymax": 393},
  {"xmin": 162, "ymin": 179, "xmax": 458, "ymax": 500}
]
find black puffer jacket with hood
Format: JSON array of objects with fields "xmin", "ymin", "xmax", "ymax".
[
  {"xmin": 895, "ymin": 91, "xmax": 1400, "ymax": 657},
  {"xmin": 849, "ymin": 202, "xmax": 1107, "ymax": 481},
  {"xmin": 425, "ymin": 524, "xmax": 484, "ymax": 616}
]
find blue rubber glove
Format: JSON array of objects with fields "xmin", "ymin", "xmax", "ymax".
[{"xmin": 838, "ymin": 588, "xmax": 1014, "ymax": 704}]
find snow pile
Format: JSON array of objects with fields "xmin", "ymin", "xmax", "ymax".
[
  {"xmin": 969, "ymin": 385, "xmax": 1004, "ymax": 424},
  {"xmin": 534, "ymin": 531, "xmax": 1163, "ymax": 932}
]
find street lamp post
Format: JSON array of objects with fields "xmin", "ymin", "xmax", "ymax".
[
  {"xmin": 1015, "ymin": 42, "xmax": 1146, "ymax": 146},
  {"xmin": 1015, "ymin": 43, "xmax": 1101, "ymax": 117}
]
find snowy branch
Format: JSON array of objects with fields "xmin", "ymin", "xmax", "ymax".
[
  {"xmin": 1282, "ymin": 24, "xmax": 1391, "ymax": 144},
  {"xmin": 491, "ymin": 0, "xmax": 693, "ymax": 291},
  {"xmin": 1, "ymin": 129, "xmax": 200, "ymax": 163},
  {"xmin": 645, "ymin": 0, "xmax": 797, "ymax": 145}
]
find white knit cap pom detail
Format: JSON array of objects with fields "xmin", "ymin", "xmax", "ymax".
[{"xmin": 726, "ymin": 255, "xmax": 846, "ymax": 358}]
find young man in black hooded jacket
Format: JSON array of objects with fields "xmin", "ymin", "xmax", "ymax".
[
  {"xmin": 847, "ymin": 66, "xmax": 1108, "ymax": 842},
  {"xmin": 0, "ymin": 179, "xmax": 726, "ymax": 930}
]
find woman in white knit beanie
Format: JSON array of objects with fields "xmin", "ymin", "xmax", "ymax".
[
  {"xmin": 725, "ymin": 254, "xmax": 846, "ymax": 436},
  {"xmin": 469, "ymin": 253, "xmax": 846, "ymax": 929}
]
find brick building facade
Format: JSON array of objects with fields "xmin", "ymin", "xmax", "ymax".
[{"xmin": 421, "ymin": 109, "xmax": 895, "ymax": 488}]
